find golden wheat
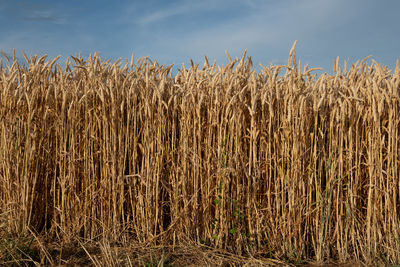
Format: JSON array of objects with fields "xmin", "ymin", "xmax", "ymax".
[{"xmin": 0, "ymin": 46, "xmax": 399, "ymax": 265}]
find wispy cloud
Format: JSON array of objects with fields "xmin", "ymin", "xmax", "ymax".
[
  {"xmin": 3, "ymin": 1, "xmax": 67, "ymax": 25},
  {"xmin": 112, "ymin": 0, "xmax": 358, "ymax": 71},
  {"xmin": 132, "ymin": 0, "xmax": 354, "ymax": 68},
  {"xmin": 134, "ymin": 0, "xmax": 237, "ymax": 26},
  {"xmin": 137, "ymin": 5, "xmax": 190, "ymax": 25},
  {"xmin": 22, "ymin": 10, "xmax": 65, "ymax": 24}
]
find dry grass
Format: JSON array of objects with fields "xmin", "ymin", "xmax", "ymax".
[{"xmin": 0, "ymin": 43, "xmax": 399, "ymax": 266}]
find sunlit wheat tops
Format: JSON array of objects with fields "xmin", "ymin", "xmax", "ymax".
[{"xmin": 0, "ymin": 44, "xmax": 399, "ymax": 264}]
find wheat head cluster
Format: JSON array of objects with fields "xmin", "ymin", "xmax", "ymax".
[{"xmin": 0, "ymin": 45, "xmax": 399, "ymax": 263}]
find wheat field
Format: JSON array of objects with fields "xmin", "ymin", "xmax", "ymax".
[{"xmin": 0, "ymin": 44, "xmax": 399, "ymax": 265}]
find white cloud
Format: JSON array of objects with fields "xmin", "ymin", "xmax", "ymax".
[
  {"xmin": 23, "ymin": 10, "xmax": 66, "ymax": 25},
  {"xmin": 137, "ymin": 5, "xmax": 190, "ymax": 25},
  {"xmin": 134, "ymin": 0, "xmax": 244, "ymax": 26},
  {"xmin": 154, "ymin": 0, "xmax": 353, "ymax": 64}
]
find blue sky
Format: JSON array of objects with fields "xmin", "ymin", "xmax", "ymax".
[{"xmin": 0, "ymin": 0, "xmax": 399, "ymax": 74}]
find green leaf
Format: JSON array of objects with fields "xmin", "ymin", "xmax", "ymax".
[{"xmin": 221, "ymin": 137, "xmax": 227, "ymax": 147}]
